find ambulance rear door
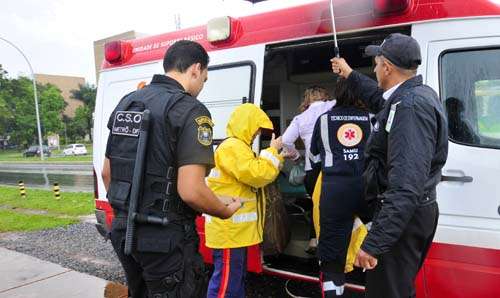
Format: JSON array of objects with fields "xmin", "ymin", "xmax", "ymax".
[
  {"xmin": 414, "ymin": 18, "xmax": 500, "ymax": 298},
  {"xmin": 94, "ymin": 62, "xmax": 163, "ymax": 201}
]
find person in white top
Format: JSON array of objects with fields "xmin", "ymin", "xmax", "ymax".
[{"xmin": 280, "ymin": 86, "xmax": 336, "ymax": 253}]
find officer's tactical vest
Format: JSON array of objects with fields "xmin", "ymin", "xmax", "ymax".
[
  {"xmin": 106, "ymin": 84, "xmax": 195, "ymax": 222},
  {"xmin": 319, "ymin": 106, "xmax": 371, "ymax": 177}
]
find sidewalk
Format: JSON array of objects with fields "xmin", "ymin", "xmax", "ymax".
[{"xmin": 0, "ymin": 247, "xmax": 107, "ymax": 298}]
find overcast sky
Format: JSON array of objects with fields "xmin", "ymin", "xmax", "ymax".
[{"xmin": 0, "ymin": 0, "xmax": 317, "ymax": 85}]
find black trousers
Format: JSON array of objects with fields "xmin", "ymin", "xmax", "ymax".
[
  {"xmin": 304, "ymin": 167, "xmax": 321, "ymax": 239},
  {"xmin": 304, "ymin": 167, "xmax": 320, "ymax": 197},
  {"xmin": 318, "ymin": 176, "xmax": 366, "ymax": 297},
  {"xmin": 366, "ymin": 202, "xmax": 439, "ymax": 298},
  {"xmin": 110, "ymin": 223, "xmax": 207, "ymax": 298}
]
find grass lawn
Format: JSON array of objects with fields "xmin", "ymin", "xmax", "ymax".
[
  {"xmin": 0, "ymin": 210, "xmax": 78, "ymax": 232},
  {"xmin": 0, "ymin": 147, "xmax": 92, "ymax": 163},
  {"xmin": 0, "ymin": 186, "xmax": 94, "ymax": 232}
]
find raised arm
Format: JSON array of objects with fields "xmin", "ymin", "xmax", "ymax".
[{"xmin": 331, "ymin": 57, "xmax": 386, "ymax": 113}]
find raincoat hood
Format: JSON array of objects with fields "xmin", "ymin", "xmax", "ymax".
[{"xmin": 226, "ymin": 103, "xmax": 273, "ymax": 145}]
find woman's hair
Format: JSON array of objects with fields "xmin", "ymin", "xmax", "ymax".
[
  {"xmin": 334, "ymin": 78, "xmax": 366, "ymax": 110},
  {"xmin": 298, "ymin": 86, "xmax": 331, "ymax": 112}
]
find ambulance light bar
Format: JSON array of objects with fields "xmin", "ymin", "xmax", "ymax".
[
  {"xmin": 104, "ymin": 40, "xmax": 132, "ymax": 64},
  {"xmin": 373, "ymin": 0, "xmax": 411, "ymax": 15},
  {"xmin": 207, "ymin": 16, "xmax": 234, "ymax": 43}
]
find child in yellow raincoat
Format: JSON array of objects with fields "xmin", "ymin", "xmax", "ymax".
[{"xmin": 205, "ymin": 103, "xmax": 283, "ymax": 298}]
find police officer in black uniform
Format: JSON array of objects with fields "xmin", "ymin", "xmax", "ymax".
[
  {"xmin": 309, "ymin": 78, "xmax": 370, "ymax": 297},
  {"xmin": 101, "ymin": 40, "xmax": 241, "ymax": 298},
  {"xmin": 331, "ymin": 33, "xmax": 448, "ymax": 298}
]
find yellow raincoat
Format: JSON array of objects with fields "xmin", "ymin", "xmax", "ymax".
[
  {"xmin": 312, "ymin": 172, "xmax": 368, "ymax": 273},
  {"xmin": 205, "ymin": 104, "xmax": 283, "ymax": 249}
]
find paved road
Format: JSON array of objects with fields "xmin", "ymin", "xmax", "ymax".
[{"xmin": 0, "ymin": 163, "xmax": 92, "ymax": 172}]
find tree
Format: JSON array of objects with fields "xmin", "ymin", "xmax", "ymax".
[
  {"xmin": 39, "ymin": 83, "xmax": 66, "ymax": 135},
  {"xmin": 0, "ymin": 65, "xmax": 14, "ymax": 136},
  {"xmin": 70, "ymin": 83, "xmax": 96, "ymax": 140},
  {"xmin": 0, "ymin": 66, "xmax": 66, "ymax": 147},
  {"xmin": 7, "ymin": 76, "xmax": 38, "ymax": 147},
  {"xmin": 68, "ymin": 105, "xmax": 89, "ymax": 141},
  {"xmin": 3, "ymin": 76, "xmax": 66, "ymax": 147}
]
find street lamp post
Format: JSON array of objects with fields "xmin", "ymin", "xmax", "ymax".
[{"xmin": 0, "ymin": 37, "xmax": 44, "ymax": 160}]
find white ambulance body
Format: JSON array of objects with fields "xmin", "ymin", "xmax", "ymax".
[{"xmin": 93, "ymin": 1, "xmax": 500, "ymax": 296}]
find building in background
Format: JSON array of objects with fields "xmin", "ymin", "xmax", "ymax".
[
  {"xmin": 35, "ymin": 73, "xmax": 85, "ymax": 118},
  {"xmin": 93, "ymin": 31, "xmax": 145, "ymax": 83}
]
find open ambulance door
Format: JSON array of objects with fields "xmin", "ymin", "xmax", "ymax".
[
  {"xmin": 414, "ymin": 18, "xmax": 500, "ymax": 298},
  {"xmin": 196, "ymin": 44, "xmax": 266, "ymax": 273}
]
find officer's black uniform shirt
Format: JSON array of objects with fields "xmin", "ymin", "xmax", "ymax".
[
  {"xmin": 106, "ymin": 75, "xmax": 214, "ymax": 170},
  {"xmin": 346, "ymin": 71, "xmax": 448, "ymax": 256}
]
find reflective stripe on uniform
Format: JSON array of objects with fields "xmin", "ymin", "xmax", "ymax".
[
  {"xmin": 208, "ymin": 168, "xmax": 221, "ymax": 178},
  {"xmin": 259, "ymin": 150, "xmax": 280, "ymax": 169},
  {"xmin": 309, "ymin": 151, "xmax": 321, "ymax": 164},
  {"xmin": 322, "ymin": 281, "xmax": 345, "ymax": 295},
  {"xmin": 320, "ymin": 114, "xmax": 333, "ymax": 167},
  {"xmin": 204, "ymin": 214, "xmax": 212, "ymax": 223},
  {"xmin": 232, "ymin": 212, "xmax": 257, "ymax": 223}
]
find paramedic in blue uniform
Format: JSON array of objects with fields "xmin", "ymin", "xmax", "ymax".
[
  {"xmin": 331, "ymin": 33, "xmax": 448, "ymax": 298},
  {"xmin": 309, "ymin": 78, "xmax": 370, "ymax": 297},
  {"xmin": 101, "ymin": 40, "xmax": 241, "ymax": 298}
]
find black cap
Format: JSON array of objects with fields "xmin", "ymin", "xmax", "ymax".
[{"xmin": 365, "ymin": 33, "xmax": 422, "ymax": 69}]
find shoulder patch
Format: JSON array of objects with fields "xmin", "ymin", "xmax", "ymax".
[
  {"xmin": 197, "ymin": 125, "xmax": 213, "ymax": 146},
  {"xmin": 195, "ymin": 116, "xmax": 214, "ymax": 127}
]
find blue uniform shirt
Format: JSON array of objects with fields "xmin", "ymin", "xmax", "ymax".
[{"xmin": 309, "ymin": 106, "xmax": 371, "ymax": 177}]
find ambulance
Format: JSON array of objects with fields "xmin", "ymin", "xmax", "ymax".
[{"xmin": 93, "ymin": 0, "xmax": 500, "ymax": 296}]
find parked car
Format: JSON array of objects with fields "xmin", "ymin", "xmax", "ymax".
[
  {"xmin": 23, "ymin": 145, "xmax": 51, "ymax": 157},
  {"xmin": 63, "ymin": 144, "xmax": 88, "ymax": 156}
]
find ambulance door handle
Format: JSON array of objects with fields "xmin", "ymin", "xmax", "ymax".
[{"xmin": 441, "ymin": 175, "xmax": 473, "ymax": 183}]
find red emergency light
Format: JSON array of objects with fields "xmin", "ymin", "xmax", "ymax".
[
  {"xmin": 373, "ymin": 0, "xmax": 411, "ymax": 15},
  {"xmin": 104, "ymin": 40, "xmax": 132, "ymax": 64}
]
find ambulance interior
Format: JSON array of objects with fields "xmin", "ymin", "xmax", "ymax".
[{"xmin": 259, "ymin": 27, "xmax": 410, "ymax": 281}]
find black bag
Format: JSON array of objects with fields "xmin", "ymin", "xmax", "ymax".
[{"xmin": 261, "ymin": 182, "xmax": 291, "ymax": 255}]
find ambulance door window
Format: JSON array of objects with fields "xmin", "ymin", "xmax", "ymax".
[
  {"xmin": 440, "ymin": 48, "xmax": 500, "ymax": 149},
  {"xmin": 197, "ymin": 62, "xmax": 255, "ymax": 140}
]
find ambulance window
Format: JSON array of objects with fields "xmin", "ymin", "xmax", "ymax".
[
  {"xmin": 197, "ymin": 62, "xmax": 254, "ymax": 103},
  {"xmin": 440, "ymin": 48, "xmax": 500, "ymax": 149},
  {"xmin": 196, "ymin": 62, "xmax": 255, "ymax": 140}
]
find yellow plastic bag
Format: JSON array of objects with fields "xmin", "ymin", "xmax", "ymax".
[{"xmin": 312, "ymin": 172, "xmax": 368, "ymax": 273}]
